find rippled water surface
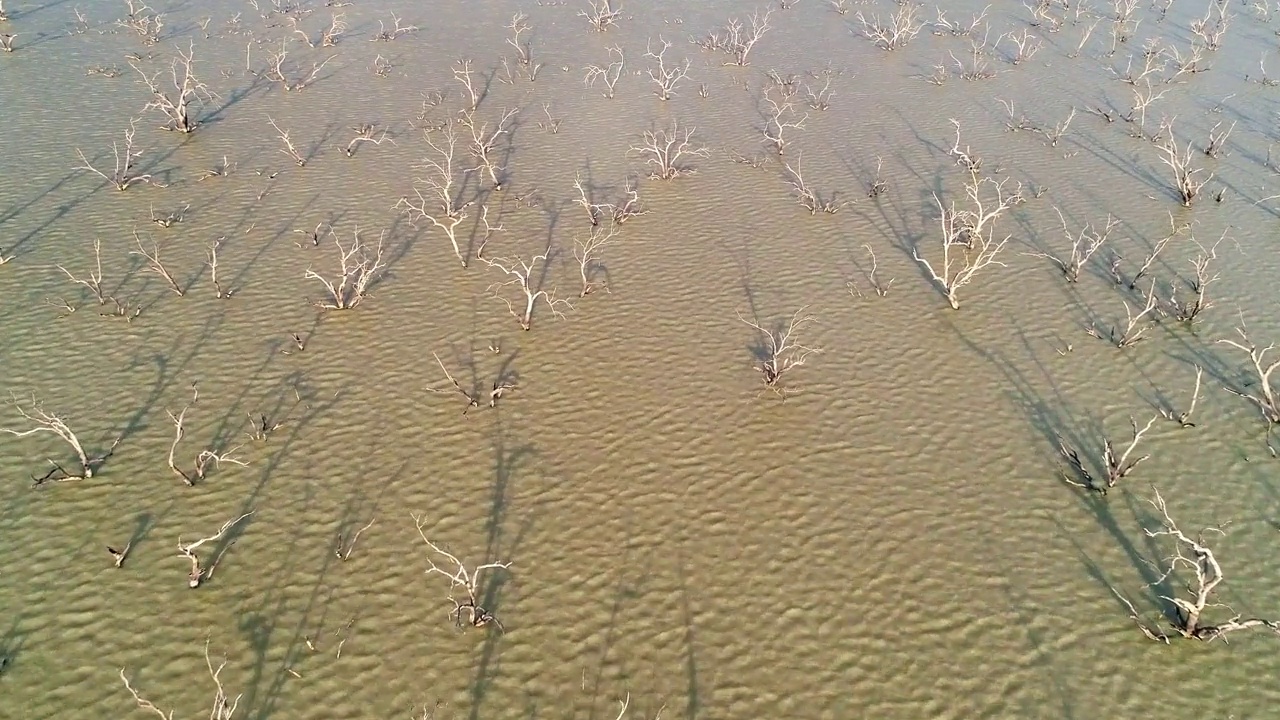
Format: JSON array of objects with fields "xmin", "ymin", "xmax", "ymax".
[{"xmin": 1, "ymin": 1, "xmax": 1279, "ymax": 718}]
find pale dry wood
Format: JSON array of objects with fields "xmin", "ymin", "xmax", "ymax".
[
  {"xmin": 394, "ymin": 123, "xmax": 475, "ymax": 266},
  {"xmin": 459, "ymin": 107, "xmax": 518, "ymax": 190},
  {"xmin": 1086, "ymin": 280, "xmax": 1161, "ymax": 348},
  {"xmin": 268, "ymin": 116, "xmax": 307, "ymax": 166},
  {"xmin": 628, "ymin": 121, "xmax": 710, "ymax": 180},
  {"xmin": 335, "ymin": 517, "xmax": 375, "ymax": 560},
  {"xmin": 304, "ymin": 227, "xmax": 387, "ymax": 310},
  {"xmin": 166, "ymin": 388, "xmax": 247, "ymax": 487},
  {"xmin": 131, "ymin": 231, "xmax": 184, "ymax": 296},
  {"xmin": 1155, "ymin": 118, "xmax": 1212, "ymax": 206},
  {"xmin": 583, "ymin": 45, "xmax": 625, "ymax": 98},
  {"xmin": 74, "ymin": 119, "xmax": 152, "ymax": 191},
  {"xmin": 132, "ymin": 40, "xmax": 215, "ymax": 132},
  {"xmin": 580, "ymin": 0, "xmax": 622, "ymax": 32},
  {"xmin": 644, "ymin": 37, "xmax": 690, "ymax": 100},
  {"xmin": 482, "ymin": 248, "xmax": 571, "ymax": 331},
  {"xmin": 178, "ymin": 512, "xmax": 253, "ymax": 588},
  {"xmin": 573, "ymin": 220, "xmax": 620, "ymax": 297},
  {"xmin": 1, "ymin": 394, "xmax": 118, "ymax": 483},
  {"xmin": 1057, "ymin": 415, "xmax": 1158, "ymax": 494},
  {"xmin": 855, "ymin": 2, "xmax": 925, "ymax": 50},
  {"xmin": 1217, "ymin": 320, "xmax": 1280, "ymax": 424},
  {"xmin": 412, "ymin": 515, "xmax": 512, "ymax": 631},
  {"xmin": 1023, "ymin": 207, "xmax": 1117, "ymax": 282},
  {"xmin": 736, "ymin": 307, "xmax": 821, "ymax": 392}
]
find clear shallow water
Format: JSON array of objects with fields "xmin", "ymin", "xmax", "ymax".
[{"xmin": 1, "ymin": 1, "xmax": 1279, "ymax": 718}]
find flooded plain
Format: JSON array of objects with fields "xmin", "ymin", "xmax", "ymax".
[{"xmin": 1, "ymin": 0, "xmax": 1279, "ymax": 718}]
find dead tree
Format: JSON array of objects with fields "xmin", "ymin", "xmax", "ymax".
[
  {"xmin": 0, "ymin": 32, "xmax": 14, "ymax": 52},
  {"xmin": 644, "ymin": 37, "xmax": 690, "ymax": 100},
  {"xmin": 304, "ymin": 227, "xmax": 387, "ymax": 310},
  {"xmin": 343, "ymin": 123, "xmax": 395, "ymax": 157},
  {"xmin": 761, "ymin": 84, "xmax": 807, "ymax": 155},
  {"xmin": 74, "ymin": 119, "xmax": 152, "ymax": 191},
  {"xmin": 1163, "ymin": 231, "xmax": 1223, "ymax": 323},
  {"xmin": 1115, "ymin": 488, "xmax": 1280, "ymax": 643},
  {"xmin": 859, "ymin": 243, "xmax": 893, "ymax": 297},
  {"xmin": 912, "ymin": 121, "xmax": 1022, "ymax": 310},
  {"xmin": 504, "ymin": 12, "xmax": 540, "ymax": 80},
  {"xmin": 736, "ymin": 307, "xmax": 820, "ymax": 392},
  {"xmin": 573, "ymin": 220, "xmax": 620, "ymax": 296},
  {"xmin": 166, "ymin": 391, "xmax": 247, "ymax": 486},
  {"xmin": 629, "ymin": 121, "xmax": 710, "ymax": 180},
  {"xmin": 263, "ymin": 39, "xmax": 337, "ymax": 91},
  {"xmin": 149, "ymin": 203, "xmax": 187, "ymax": 228},
  {"xmin": 57, "ymin": 238, "xmax": 108, "ymax": 306},
  {"xmin": 206, "ymin": 237, "xmax": 231, "ymax": 298},
  {"xmin": 1057, "ymin": 415, "xmax": 1158, "ymax": 494},
  {"xmin": 782, "ymin": 154, "xmax": 845, "ymax": 214},
  {"xmin": 580, "ymin": 0, "xmax": 622, "ymax": 31},
  {"xmin": 1189, "ymin": 2, "xmax": 1231, "ymax": 50},
  {"xmin": 178, "ymin": 512, "xmax": 253, "ymax": 588},
  {"xmin": 131, "ymin": 231, "xmax": 184, "ymax": 296},
  {"xmin": 2, "ymin": 395, "xmax": 118, "ymax": 483},
  {"xmin": 412, "ymin": 516, "xmax": 512, "ymax": 631},
  {"xmin": 1155, "ymin": 119, "xmax": 1212, "ymax": 206},
  {"xmin": 704, "ymin": 7, "xmax": 773, "ymax": 66},
  {"xmin": 583, "ymin": 45, "xmax": 624, "ymax": 98},
  {"xmin": 855, "ymin": 2, "xmax": 925, "ymax": 50},
  {"xmin": 268, "ymin": 116, "xmax": 307, "ymax": 166},
  {"xmin": 1217, "ymin": 322, "xmax": 1280, "ymax": 425},
  {"xmin": 1087, "ymin": 281, "xmax": 1160, "ymax": 348},
  {"xmin": 371, "ymin": 11, "xmax": 417, "ymax": 41},
  {"xmin": 121, "ymin": 642, "xmax": 241, "ymax": 720},
  {"xmin": 1024, "ymin": 207, "xmax": 1117, "ymax": 282},
  {"xmin": 394, "ymin": 124, "xmax": 474, "ymax": 266},
  {"xmin": 483, "ymin": 249, "xmax": 571, "ymax": 330},
  {"xmin": 459, "ymin": 107, "xmax": 518, "ymax": 191},
  {"xmin": 428, "ymin": 352, "xmax": 480, "ymax": 414},
  {"xmin": 1159, "ymin": 365, "xmax": 1202, "ymax": 428},
  {"xmin": 335, "ymin": 518, "xmax": 375, "ymax": 560},
  {"xmin": 452, "ymin": 59, "xmax": 482, "ymax": 111},
  {"xmin": 132, "ymin": 41, "xmax": 214, "ymax": 132}
]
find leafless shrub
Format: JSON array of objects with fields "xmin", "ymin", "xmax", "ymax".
[
  {"xmin": 263, "ymin": 39, "xmax": 335, "ymax": 91},
  {"xmin": 1162, "ymin": 230, "xmax": 1224, "ymax": 324},
  {"xmin": 322, "ymin": 12, "xmax": 346, "ymax": 45},
  {"xmin": 0, "ymin": 32, "xmax": 14, "ymax": 51},
  {"xmin": 1162, "ymin": 41, "xmax": 1210, "ymax": 82},
  {"xmin": 855, "ymin": 2, "xmax": 924, "ymax": 50},
  {"xmin": 950, "ymin": 31, "xmax": 997, "ymax": 80},
  {"xmin": 644, "ymin": 37, "xmax": 690, "ymax": 100},
  {"xmin": 459, "ymin": 107, "xmax": 518, "ymax": 191},
  {"xmin": 829, "ymin": 0, "xmax": 850, "ymax": 14},
  {"xmin": 166, "ymin": 389, "xmax": 247, "ymax": 486},
  {"xmin": 1001, "ymin": 28, "xmax": 1042, "ymax": 64},
  {"xmin": 1039, "ymin": 106, "xmax": 1076, "ymax": 147},
  {"xmin": 1087, "ymin": 280, "xmax": 1161, "ymax": 348},
  {"xmin": 199, "ymin": 155, "xmax": 235, "ymax": 182},
  {"xmin": 371, "ymin": 11, "xmax": 416, "ymax": 41},
  {"xmin": 584, "ymin": 45, "xmax": 624, "ymax": 98},
  {"xmin": 344, "ymin": 122, "xmax": 395, "ymax": 157},
  {"xmin": 132, "ymin": 41, "xmax": 215, "ymax": 133},
  {"xmin": 483, "ymin": 248, "xmax": 571, "ymax": 330},
  {"xmin": 2, "ymin": 394, "xmax": 119, "ymax": 483},
  {"xmin": 1190, "ymin": 2, "xmax": 1231, "ymax": 50},
  {"xmin": 783, "ymin": 154, "xmax": 847, "ymax": 214},
  {"xmin": 761, "ymin": 84, "xmax": 808, "ymax": 156},
  {"xmin": 305, "ymin": 227, "xmax": 387, "ymax": 310},
  {"xmin": 1217, "ymin": 321, "xmax": 1280, "ymax": 425},
  {"xmin": 1158, "ymin": 365, "xmax": 1203, "ymax": 427},
  {"xmin": 855, "ymin": 243, "xmax": 893, "ymax": 297},
  {"xmin": 1155, "ymin": 118, "xmax": 1212, "ymax": 206},
  {"xmin": 933, "ymin": 4, "xmax": 989, "ymax": 36},
  {"xmin": 505, "ymin": 12, "xmax": 541, "ymax": 80},
  {"xmin": 867, "ymin": 156, "xmax": 888, "ymax": 197},
  {"xmin": 802, "ymin": 68, "xmax": 838, "ymax": 110},
  {"xmin": 413, "ymin": 517, "xmax": 512, "ymax": 631},
  {"xmin": 205, "ymin": 237, "xmax": 232, "ymax": 299},
  {"xmin": 131, "ymin": 231, "xmax": 184, "ymax": 296},
  {"xmin": 573, "ymin": 220, "xmax": 620, "ymax": 297},
  {"xmin": 1203, "ymin": 120, "xmax": 1235, "ymax": 158},
  {"xmin": 121, "ymin": 642, "xmax": 241, "ymax": 720},
  {"xmin": 86, "ymin": 64, "xmax": 123, "ymax": 78},
  {"xmin": 74, "ymin": 119, "xmax": 152, "ymax": 191},
  {"xmin": 912, "ymin": 121, "xmax": 1022, "ymax": 310},
  {"xmin": 372, "ymin": 53, "xmax": 392, "ymax": 77},
  {"xmin": 1115, "ymin": 488, "xmax": 1280, "ymax": 643},
  {"xmin": 1057, "ymin": 414, "xmax": 1158, "ymax": 494},
  {"xmin": 57, "ymin": 239, "xmax": 108, "ymax": 305},
  {"xmin": 268, "ymin": 116, "xmax": 307, "ymax": 166},
  {"xmin": 536, "ymin": 103, "xmax": 561, "ymax": 134},
  {"xmin": 0, "ymin": 0, "xmax": 8, "ymax": 22},
  {"xmin": 580, "ymin": 0, "xmax": 622, "ymax": 31},
  {"xmin": 702, "ymin": 7, "xmax": 773, "ymax": 66},
  {"xmin": 736, "ymin": 307, "xmax": 820, "ymax": 393},
  {"xmin": 452, "ymin": 58, "xmax": 482, "ymax": 111},
  {"xmin": 395, "ymin": 124, "xmax": 474, "ymax": 266},
  {"xmin": 117, "ymin": 0, "xmax": 163, "ymax": 44},
  {"xmin": 149, "ymin": 203, "xmax": 187, "ymax": 228},
  {"xmin": 1025, "ymin": 207, "xmax": 1117, "ymax": 282},
  {"xmin": 178, "ymin": 512, "xmax": 253, "ymax": 588},
  {"xmin": 629, "ymin": 121, "xmax": 710, "ymax": 179}
]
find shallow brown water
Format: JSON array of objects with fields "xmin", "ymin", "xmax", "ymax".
[{"xmin": 1, "ymin": 1, "xmax": 1279, "ymax": 718}]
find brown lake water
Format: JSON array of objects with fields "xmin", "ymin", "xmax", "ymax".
[{"xmin": 1, "ymin": 0, "xmax": 1279, "ymax": 718}]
